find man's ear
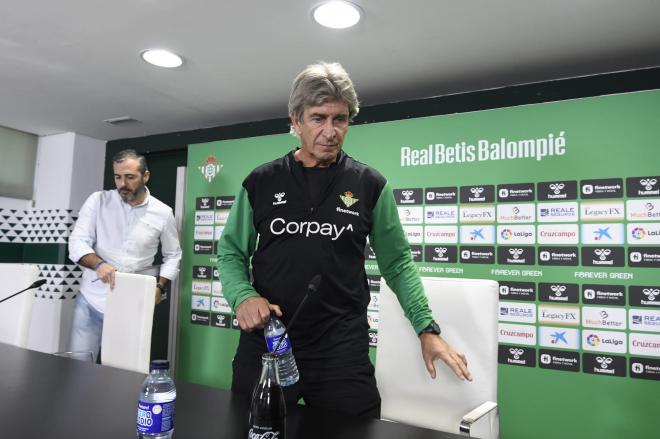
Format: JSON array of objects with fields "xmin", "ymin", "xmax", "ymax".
[{"xmin": 143, "ymin": 170, "xmax": 150, "ymax": 184}]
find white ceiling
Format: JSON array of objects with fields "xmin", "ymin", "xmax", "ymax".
[{"xmin": 1, "ymin": 0, "xmax": 659, "ymax": 141}]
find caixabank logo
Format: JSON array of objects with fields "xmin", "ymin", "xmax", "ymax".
[
  {"xmin": 628, "ymin": 247, "xmax": 660, "ymax": 268},
  {"xmin": 537, "ymin": 180, "xmax": 577, "ymax": 201},
  {"xmin": 498, "ymin": 344, "xmax": 536, "ymax": 367},
  {"xmin": 583, "ymin": 353, "xmax": 626, "ymax": 377},
  {"xmin": 497, "ymin": 183, "xmax": 535, "ymax": 202},
  {"xmin": 424, "ymin": 245, "xmax": 457, "ymax": 263},
  {"xmin": 581, "ymin": 247, "xmax": 625, "ymax": 267},
  {"xmin": 582, "ymin": 284, "xmax": 626, "ymax": 306},
  {"xmin": 460, "ymin": 185, "xmax": 494, "ymax": 203},
  {"xmin": 539, "ymin": 282, "xmax": 579, "ymax": 304},
  {"xmin": 626, "ymin": 176, "xmax": 660, "ymax": 198},
  {"xmin": 539, "ymin": 349, "xmax": 580, "ymax": 372},
  {"xmin": 499, "ymin": 281, "xmax": 536, "ymax": 301},
  {"xmin": 580, "ymin": 178, "xmax": 623, "ymax": 199}
]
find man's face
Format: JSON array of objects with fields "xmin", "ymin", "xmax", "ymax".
[
  {"xmin": 113, "ymin": 158, "xmax": 149, "ymax": 204},
  {"xmin": 291, "ymin": 100, "xmax": 350, "ymax": 167}
]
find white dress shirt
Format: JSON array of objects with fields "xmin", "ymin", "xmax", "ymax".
[{"xmin": 68, "ymin": 188, "xmax": 182, "ymax": 313}]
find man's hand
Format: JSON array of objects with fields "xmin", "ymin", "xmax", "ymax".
[
  {"xmin": 420, "ymin": 333, "xmax": 472, "ymax": 381},
  {"xmin": 96, "ymin": 263, "xmax": 118, "ymax": 290},
  {"xmin": 236, "ymin": 297, "xmax": 282, "ymax": 332},
  {"xmin": 155, "ymin": 288, "xmax": 162, "ymax": 305}
]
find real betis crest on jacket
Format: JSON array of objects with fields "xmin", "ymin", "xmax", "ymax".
[{"xmin": 340, "ymin": 191, "xmax": 359, "ymax": 208}]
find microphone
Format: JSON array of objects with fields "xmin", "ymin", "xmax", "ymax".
[
  {"xmin": 272, "ymin": 274, "xmax": 322, "ymax": 353},
  {"xmin": 0, "ymin": 279, "xmax": 47, "ymax": 304}
]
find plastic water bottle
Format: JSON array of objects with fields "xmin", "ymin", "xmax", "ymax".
[
  {"xmin": 136, "ymin": 360, "xmax": 176, "ymax": 439},
  {"xmin": 264, "ymin": 314, "xmax": 299, "ymax": 387}
]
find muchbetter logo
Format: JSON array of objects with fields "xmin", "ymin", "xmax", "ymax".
[
  {"xmin": 198, "ymin": 155, "xmax": 223, "ymax": 183},
  {"xmin": 273, "ymin": 192, "xmax": 286, "ymax": 205},
  {"xmin": 509, "ymin": 348, "xmax": 524, "ymax": 360},
  {"xmin": 644, "ymin": 288, "xmax": 659, "ymax": 301},
  {"xmin": 640, "ymin": 178, "xmax": 658, "ymax": 191},
  {"xmin": 594, "ymin": 248, "xmax": 611, "ymax": 261},
  {"xmin": 551, "ymin": 284, "xmax": 567, "ymax": 297},
  {"xmin": 596, "ymin": 356, "xmax": 613, "ymax": 369},
  {"xmin": 509, "ymin": 248, "xmax": 523, "ymax": 259},
  {"xmin": 340, "ymin": 191, "xmax": 359, "ymax": 208},
  {"xmin": 549, "ymin": 183, "xmax": 565, "ymax": 195}
]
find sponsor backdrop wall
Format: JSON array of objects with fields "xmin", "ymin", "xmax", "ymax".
[{"xmin": 178, "ymin": 90, "xmax": 660, "ymax": 439}]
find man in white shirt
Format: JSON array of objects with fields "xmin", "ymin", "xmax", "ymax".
[{"xmin": 67, "ymin": 149, "xmax": 182, "ymax": 361}]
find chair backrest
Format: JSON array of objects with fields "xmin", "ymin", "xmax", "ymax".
[
  {"xmin": 101, "ymin": 272, "xmax": 156, "ymax": 374},
  {"xmin": 375, "ymin": 276, "xmax": 499, "ymax": 437},
  {"xmin": 0, "ymin": 263, "xmax": 39, "ymax": 348}
]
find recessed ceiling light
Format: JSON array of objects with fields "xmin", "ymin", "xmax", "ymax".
[
  {"xmin": 313, "ymin": 1, "xmax": 362, "ymax": 29},
  {"xmin": 140, "ymin": 49, "xmax": 183, "ymax": 68}
]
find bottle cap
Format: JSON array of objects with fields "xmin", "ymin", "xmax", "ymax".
[{"xmin": 150, "ymin": 360, "xmax": 170, "ymax": 370}]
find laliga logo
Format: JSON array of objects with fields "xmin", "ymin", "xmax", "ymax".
[
  {"xmin": 470, "ymin": 187, "xmax": 484, "ymax": 197},
  {"xmin": 509, "ymin": 248, "xmax": 523, "ymax": 259},
  {"xmin": 643, "ymin": 288, "xmax": 660, "ymax": 301},
  {"xmin": 509, "ymin": 348, "xmax": 524, "ymax": 360},
  {"xmin": 640, "ymin": 178, "xmax": 658, "ymax": 191},
  {"xmin": 434, "ymin": 247, "xmax": 447, "ymax": 257},
  {"xmin": 596, "ymin": 356, "xmax": 613, "ymax": 369},
  {"xmin": 401, "ymin": 190, "xmax": 414, "ymax": 200},
  {"xmin": 594, "ymin": 248, "xmax": 611, "ymax": 261},
  {"xmin": 550, "ymin": 285, "xmax": 567, "ymax": 296},
  {"xmin": 549, "ymin": 183, "xmax": 565, "ymax": 194}
]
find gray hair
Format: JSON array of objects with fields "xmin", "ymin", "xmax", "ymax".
[
  {"xmin": 112, "ymin": 149, "xmax": 148, "ymax": 174},
  {"xmin": 288, "ymin": 62, "xmax": 359, "ymax": 134}
]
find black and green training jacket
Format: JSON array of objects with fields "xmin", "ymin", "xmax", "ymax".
[{"xmin": 218, "ymin": 150, "xmax": 432, "ymax": 366}]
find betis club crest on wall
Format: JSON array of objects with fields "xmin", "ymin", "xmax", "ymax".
[{"xmin": 199, "ymin": 155, "xmax": 223, "ymax": 182}]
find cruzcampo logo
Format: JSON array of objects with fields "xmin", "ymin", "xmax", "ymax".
[
  {"xmin": 340, "ymin": 191, "xmax": 359, "ymax": 208},
  {"xmin": 199, "ymin": 155, "xmax": 223, "ymax": 183}
]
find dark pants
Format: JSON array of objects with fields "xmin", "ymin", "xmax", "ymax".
[{"xmin": 232, "ymin": 351, "xmax": 381, "ymax": 419}]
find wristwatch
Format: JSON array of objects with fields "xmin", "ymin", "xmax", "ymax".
[{"xmin": 418, "ymin": 319, "xmax": 441, "ymax": 336}]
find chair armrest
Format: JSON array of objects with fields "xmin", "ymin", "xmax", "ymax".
[{"xmin": 459, "ymin": 401, "xmax": 498, "ymax": 436}]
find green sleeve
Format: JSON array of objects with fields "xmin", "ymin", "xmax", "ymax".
[
  {"xmin": 217, "ymin": 186, "xmax": 260, "ymax": 312},
  {"xmin": 370, "ymin": 181, "xmax": 433, "ymax": 334}
]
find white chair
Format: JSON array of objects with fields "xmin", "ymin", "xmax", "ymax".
[
  {"xmin": 101, "ymin": 272, "xmax": 156, "ymax": 374},
  {"xmin": 376, "ymin": 276, "xmax": 500, "ymax": 439},
  {"xmin": 0, "ymin": 263, "xmax": 39, "ymax": 348}
]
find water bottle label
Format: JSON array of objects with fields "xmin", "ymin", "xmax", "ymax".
[
  {"xmin": 136, "ymin": 400, "xmax": 175, "ymax": 435},
  {"xmin": 248, "ymin": 427, "xmax": 282, "ymax": 439},
  {"xmin": 266, "ymin": 334, "xmax": 291, "ymax": 355}
]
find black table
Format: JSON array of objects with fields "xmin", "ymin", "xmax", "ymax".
[{"xmin": 0, "ymin": 343, "xmax": 464, "ymax": 439}]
